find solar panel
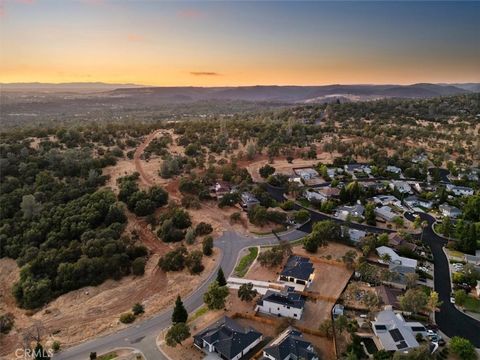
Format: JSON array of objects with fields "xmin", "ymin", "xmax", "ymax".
[
  {"xmin": 397, "ymin": 341, "xmax": 408, "ymax": 350},
  {"xmin": 375, "ymin": 325, "xmax": 387, "ymax": 331},
  {"xmin": 389, "ymin": 329, "xmax": 404, "ymax": 342},
  {"xmin": 411, "ymin": 326, "xmax": 425, "ymax": 332}
]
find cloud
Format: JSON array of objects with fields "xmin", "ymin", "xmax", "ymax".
[
  {"xmin": 127, "ymin": 34, "xmax": 144, "ymax": 42},
  {"xmin": 177, "ymin": 9, "xmax": 204, "ymax": 19},
  {"xmin": 190, "ymin": 72, "xmax": 221, "ymax": 76}
]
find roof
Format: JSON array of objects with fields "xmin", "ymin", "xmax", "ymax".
[
  {"xmin": 241, "ymin": 192, "xmax": 259, "ymax": 204},
  {"xmin": 280, "ymin": 256, "xmax": 314, "ymax": 281},
  {"xmin": 376, "ymin": 246, "xmax": 417, "ymax": 269},
  {"xmin": 258, "ymin": 288, "xmax": 305, "ymax": 310},
  {"xmin": 318, "ymin": 187, "xmax": 341, "ymax": 197},
  {"xmin": 263, "ymin": 328, "xmax": 318, "ymax": 360},
  {"xmin": 194, "ymin": 316, "xmax": 262, "ymax": 360},
  {"xmin": 372, "ymin": 309, "xmax": 420, "ymax": 351},
  {"xmin": 388, "ymin": 233, "xmax": 405, "ymax": 247},
  {"xmin": 439, "ymin": 203, "xmax": 462, "ymax": 214},
  {"xmin": 375, "ymin": 285, "xmax": 402, "ymax": 309}
]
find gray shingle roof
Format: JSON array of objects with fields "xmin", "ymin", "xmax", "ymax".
[
  {"xmin": 194, "ymin": 316, "xmax": 262, "ymax": 360},
  {"xmin": 264, "ymin": 328, "xmax": 318, "ymax": 360}
]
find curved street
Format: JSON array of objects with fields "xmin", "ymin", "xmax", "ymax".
[{"xmin": 55, "ymin": 189, "xmax": 479, "ymax": 359}]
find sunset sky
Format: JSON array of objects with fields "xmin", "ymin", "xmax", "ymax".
[{"xmin": 1, "ymin": 0, "xmax": 479, "ymax": 86}]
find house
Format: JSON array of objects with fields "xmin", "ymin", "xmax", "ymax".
[
  {"xmin": 377, "ymin": 246, "xmax": 417, "ymax": 269},
  {"xmin": 193, "ymin": 316, "xmax": 263, "ymax": 360},
  {"xmin": 439, "ymin": 203, "xmax": 462, "ymax": 218},
  {"xmin": 377, "ymin": 247, "xmax": 417, "ymax": 287},
  {"xmin": 388, "ymin": 233, "xmax": 417, "ymax": 252},
  {"xmin": 403, "ymin": 195, "xmax": 433, "ymax": 210},
  {"xmin": 304, "ymin": 189, "xmax": 326, "ymax": 203},
  {"xmin": 344, "ymin": 164, "xmax": 372, "ymax": 175},
  {"xmin": 373, "ymin": 195, "xmax": 402, "ymax": 208},
  {"xmin": 389, "ymin": 181, "xmax": 412, "ymax": 194},
  {"xmin": 375, "ymin": 285, "xmax": 403, "ymax": 310},
  {"xmin": 317, "ymin": 186, "xmax": 341, "ymax": 199},
  {"xmin": 210, "ymin": 181, "xmax": 232, "ymax": 200},
  {"xmin": 263, "ymin": 327, "xmax": 319, "ymax": 360},
  {"xmin": 476, "ymin": 281, "xmax": 480, "ymax": 298},
  {"xmin": 240, "ymin": 192, "xmax": 260, "ymax": 211},
  {"xmin": 372, "ymin": 307, "xmax": 427, "ymax": 352},
  {"xmin": 279, "ymin": 256, "xmax": 315, "ymax": 288},
  {"xmin": 256, "ymin": 287, "xmax": 306, "ymax": 319},
  {"xmin": 464, "ymin": 250, "xmax": 480, "ymax": 267},
  {"xmin": 332, "ymin": 304, "xmax": 345, "ymax": 317},
  {"xmin": 375, "ymin": 206, "xmax": 397, "ymax": 222},
  {"xmin": 386, "ymin": 166, "xmax": 403, "ymax": 175},
  {"xmin": 411, "ymin": 154, "xmax": 428, "ymax": 164},
  {"xmin": 446, "ymin": 184, "xmax": 474, "ymax": 197},
  {"xmin": 335, "ymin": 203, "xmax": 365, "ymax": 220},
  {"xmin": 295, "ymin": 168, "xmax": 319, "ymax": 181},
  {"xmin": 347, "ymin": 228, "xmax": 367, "ymax": 243}
]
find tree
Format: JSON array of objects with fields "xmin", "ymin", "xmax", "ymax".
[
  {"xmin": 405, "ymin": 273, "xmax": 419, "ymax": 289},
  {"xmin": 172, "ymin": 295, "xmax": 188, "ymax": 324},
  {"xmin": 195, "ymin": 222, "xmax": 213, "ymax": 236},
  {"xmin": 216, "ymin": 268, "xmax": 227, "ymax": 286},
  {"xmin": 52, "ymin": 341, "xmax": 61, "ymax": 353},
  {"xmin": 342, "ymin": 250, "xmax": 358, "ymax": 270},
  {"xmin": 362, "ymin": 291, "xmax": 380, "ymax": 316},
  {"xmin": 426, "ymin": 291, "xmax": 441, "ymax": 317},
  {"xmin": 185, "ymin": 250, "xmax": 204, "ymax": 274},
  {"xmin": 259, "ymin": 164, "xmax": 275, "ymax": 178},
  {"xmin": 203, "ymin": 281, "xmax": 229, "ymax": 310},
  {"xmin": 257, "ymin": 246, "xmax": 284, "ymax": 267},
  {"xmin": 202, "ymin": 236, "xmax": 213, "ymax": 256},
  {"xmin": 21, "ymin": 194, "xmax": 42, "ymax": 220},
  {"xmin": 238, "ymin": 283, "xmax": 257, "ymax": 302},
  {"xmin": 34, "ymin": 342, "xmax": 50, "ymax": 360},
  {"xmin": 132, "ymin": 257, "xmax": 146, "ymax": 276},
  {"xmin": 318, "ymin": 319, "xmax": 333, "ymax": 338},
  {"xmin": 185, "ymin": 227, "xmax": 196, "ymax": 245},
  {"xmin": 246, "ymin": 143, "xmax": 256, "ymax": 160},
  {"xmin": 454, "ymin": 289, "xmax": 467, "ymax": 306},
  {"xmin": 399, "ymin": 289, "xmax": 428, "ymax": 314},
  {"xmin": 365, "ymin": 202, "xmax": 376, "ymax": 226},
  {"xmin": 165, "ymin": 323, "xmax": 190, "ymax": 347},
  {"xmin": 158, "ymin": 247, "xmax": 187, "ymax": 272},
  {"xmin": 132, "ymin": 303, "xmax": 144, "ymax": 316},
  {"xmin": 449, "ymin": 336, "xmax": 477, "ymax": 360},
  {"xmin": 0, "ymin": 313, "xmax": 14, "ymax": 334}
]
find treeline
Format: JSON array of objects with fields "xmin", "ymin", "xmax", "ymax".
[{"xmin": 0, "ymin": 135, "xmax": 148, "ymax": 309}]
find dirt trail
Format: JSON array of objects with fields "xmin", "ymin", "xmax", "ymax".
[{"xmin": 134, "ymin": 129, "xmax": 164, "ymax": 187}]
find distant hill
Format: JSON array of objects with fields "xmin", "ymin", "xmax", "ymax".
[
  {"xmin": 105, "ymin": 83, "xmax": 475, "ymax": 103},
  {"xmin": 0, "ymin": 82, "xmax": 143, "ymax": 92}
]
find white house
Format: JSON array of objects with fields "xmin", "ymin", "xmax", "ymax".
[
  {"xmin": 256, "ymin": 287, "xmax": 305, "ymax": 319},
  {"xmin": 372, "ymin": 307, "xmax": 427, "ymax": 352},
  {"xmin": 439, "ymin": 203, "xmax": 462, "ymax": 218},
  {"xmin": 240, "ymin": 192, "xmax": 260, "ymax": 211},
  {"xmin": 263, "ymin": 328, "xmax": 319, "ymax": 360},
  {"xmin": 373, "ymin": 195, "xmax": 402, "ymax": 208},
  {"xmin": 335, "ymin": 203, "xmax": 365, "ymax": 220},
  {"xmin": 389, "ymin": 181, "xmax": 412, "ymax": 194},
  {"xmin": 376, "ymin": 246, "xmax": 417, "ymax": 270},
  {"xmin": 375, "ymin": 206, "xmax": 398, "ymax": 222},
  {"xmin": 387, "ymin": 166, "xmax": 403, "ymax": 175},
  {"xmin": 446, "ymin": 184, "xmax": 474, "ymax": 197},
  {"xmin": 344, "ymin": 164, "xmax": 372, "ymax": 175},
  {"xmin": 304, "ymin": 189, "xmax": 326, "ymax": 203},
  {"xmin": 347, "ymin": 228, "xmax": 367, "ymax": 243},
  {"xmin": 193, "ymin": 316, "xmax": 262, "ymax": 360},
  {"xmin": 403, "ymin": 195, "xmax": 433, "ymax": 210},
  {"xmin": 295, "ymin": 168, "xmax": 319, "ymax": 180}
]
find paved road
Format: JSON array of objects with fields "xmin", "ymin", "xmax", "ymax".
[
  {"xmin": 405, "ymin": 212, "xmax": 480, "ymax": 347},
  {"xmin": 53, "ymin": 228, "xmax": 307, "ymax": 360}
]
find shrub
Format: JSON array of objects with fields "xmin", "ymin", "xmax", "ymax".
[
  {"xmin": 202, "ymin": 236, "xmax": 214, "ymax": 256},
  {"xmin": 132, "ymin": 257, "xmax": 146, "ymax": 276},
  {"xmin": 185, "ymin": 250, "xmax": 204, "ymax": 274},
  {"xmin": 195, "ymin": 222, "xmax": 213, "ymax": 236},
  {"xmin": 158, "ymin": 247, "xmax": 188, "ymax": 271},
  {"xmin": 132, "ymin": 303, "xmax": 145, "ymax": 316},
  {"xmin": 52, "ymin": 341, "xmax": 61, "ymax": 352},
  {"xmin": 0, "ymin": 313, "xmax": 14, "ymax": 334},
  {"xmin": 119, "ymin": 312, "xmax": 135, "ymax": 324}
]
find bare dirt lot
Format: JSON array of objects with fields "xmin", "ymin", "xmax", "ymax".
[{"xmin": 0, "ymin": 247, "xmax": 219, "ymax": 359}]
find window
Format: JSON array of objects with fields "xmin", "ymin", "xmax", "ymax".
[{"xmin": 287, "ymin": 306, "xmax": 290, "ymax": 309}]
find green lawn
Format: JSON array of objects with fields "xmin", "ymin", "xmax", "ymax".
[
  {"xmin": 464, "ymin": 295, "xmax": 480, "ymax": 313},
  {"xmin": 98, "ymin": 353, "xmax": 117, "ymax": 360},
  {"xmin": 234, "ymin": 247, "xmax": 258, "ymax": 277},
  {"xmin": 188, "ymin": 306, "xmax": 208, "ymax": 323}
]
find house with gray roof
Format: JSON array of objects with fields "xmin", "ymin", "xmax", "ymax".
[
  {"xmin": 263, "ymin": 327, "xmax": 319, "ymax": 360},
  {"xmin": 240, "ymin": 192, "xmax": 261, "ymax": 211},
  {"xmin": 372, "ymin": 307, "xmax": 427, "ymax": 353},
  {"xmin": 439, "ymin": 203, "xmax": 462, "ymax": 218},
  {"xmin": 256, "ymin": 287, "xmax": 306, "ymax": 319},
  {"xmin": 194, "ymin": 316, "xmax": 262, "ymax": 360}
]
